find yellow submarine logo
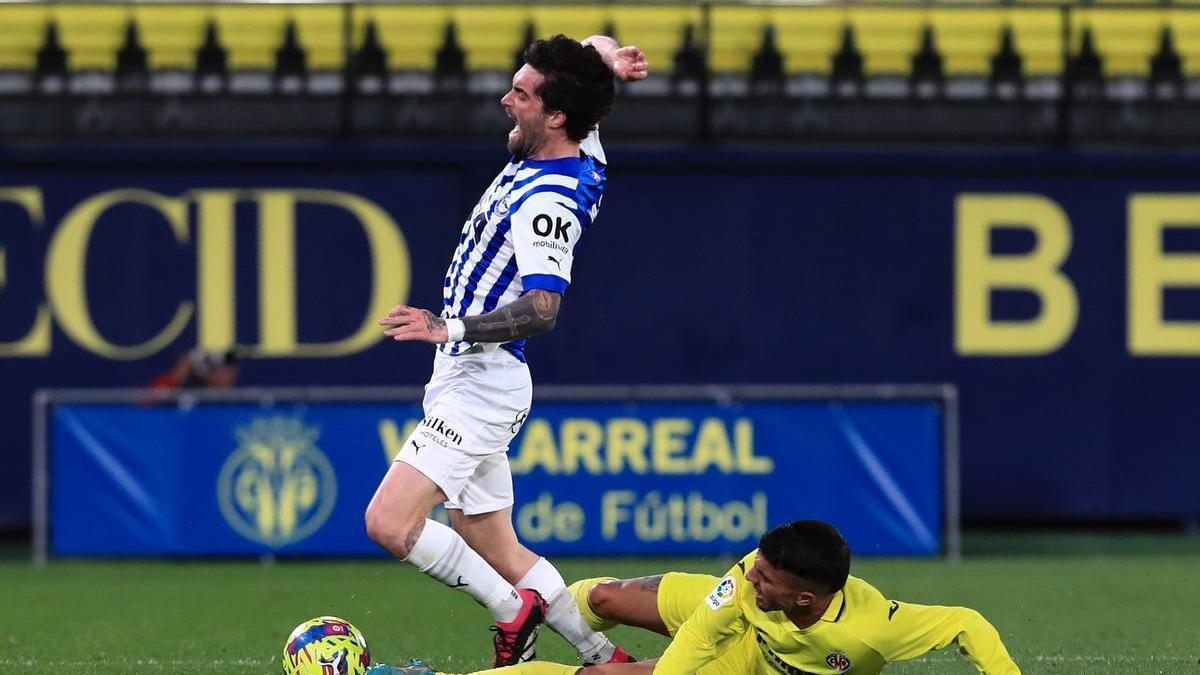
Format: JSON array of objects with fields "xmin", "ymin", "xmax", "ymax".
[{"xmin": 217, "ymin": 417, "xmax": 337, "ymax": 547}]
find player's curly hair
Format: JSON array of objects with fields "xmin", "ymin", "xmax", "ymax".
[
  {"xmin": 523, "ymin": 35, "xmax": 615, "ymax": 142},
  {"xmin": 758, "ymin": 520, "xmax": 851, "ymax": 594}
]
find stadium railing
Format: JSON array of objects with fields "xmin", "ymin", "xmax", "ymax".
[{"xmin": 3, "ymin": 0, "xmax": 1200, "ymax": 143}]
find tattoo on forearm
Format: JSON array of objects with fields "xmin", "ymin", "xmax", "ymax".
[{"xmin": 461, "ymin": 290, "xmax": 560, "ymax": 342}]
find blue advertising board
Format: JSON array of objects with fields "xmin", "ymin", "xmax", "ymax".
[
  {"xmin": 4, "ymin": 144, "xmax": 1200, "ymax": 528},
  {"xmin": 48, "ymin": 395, "xmax": 946, "ymax": 556}
]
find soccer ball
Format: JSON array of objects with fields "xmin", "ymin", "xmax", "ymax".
[{"xmin": 282, "ymin": 616, "xmax": 371, "ymax": 675}]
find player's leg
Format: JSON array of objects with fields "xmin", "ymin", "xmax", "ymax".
[
  {"xmin": 566, "ymin": 577, "xmax": 619, "ymax": 631},
  {"xmin": 436, "ymin": 659, "xmax": 652, "ymax": 675},
  {"xmin": 449, "ymin": 485, "xmax": 629, "ymax": 665},
  {"xmin": 449, "ymin": 505, "xmax": 538, "ymax": 583},
  {"xmin": 364, "ymin": 430, "xmax": 526, "ymax": 628},
  {"xmin": 466, "ymin": 665, "xmax": 583, "ymax": 675},
  {"xmin": 448, "ymin": 352, "xmax": 632, "ymax": 667},
  {"xmin": 364, "ymin": 459, "xmax": 446, "ymax": 557},
  {"xmin": 470, "ymin": 661, "xmax": 653, "ymax": 675},
  {"xmin": 575, "ymin": 577, "xmax": 670, "ymax": 636},
  {"xmin": 573, "ymin": 662, "xmax": 656, "ymax": 675},
  {"xmin": 382, "ymin": 659, "xmax": 590, "ymax": 675},
  {"xmin": 574, "ymin": 572, "xmax": 720, "ymax": 637},
  {"xmin": 460, "ymin": 663, "xmax": 588, "ymax": 675}
]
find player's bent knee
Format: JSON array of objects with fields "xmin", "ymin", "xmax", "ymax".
[
  {"xmin": 363, "ymin": 500, "xmax": 423, "ymax": 558},
  {"xmin": 587, "ymin": 580, "xmax": 624, "ymax": 619},
  {"xmin": 364, "ymin": 461, "xmax": 447, "ymax": 556},
  {"xmin": 362, "ymin": 500, "xmax": 394, "ymax": 548}
]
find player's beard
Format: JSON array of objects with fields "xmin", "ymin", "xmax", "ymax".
[{"xmin": 507, "ymin": 113, "xmax": 548, "ymax": 158}]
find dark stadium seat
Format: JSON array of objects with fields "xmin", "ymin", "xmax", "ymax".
[{"xmin": 3, "ymin": 1, "xmax": 1200, "ymax": 142}]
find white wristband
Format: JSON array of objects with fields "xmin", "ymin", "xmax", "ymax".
[{"xmin": 444, "ymin": 318, "xmax": 466, "ymax": 343}]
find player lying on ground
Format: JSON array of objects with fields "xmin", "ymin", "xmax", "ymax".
[
  {"xmin": 572, "ymin": 520, "xmax": 1020, "ymax": 675},
  {"xmin": 387, "ymin": 520, "xmax": 1021, "ymax": 675}
]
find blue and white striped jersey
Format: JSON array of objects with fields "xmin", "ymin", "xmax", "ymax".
[{"xmin": 438, "ymin": 131, "xmax": 607, "ymax": 362}]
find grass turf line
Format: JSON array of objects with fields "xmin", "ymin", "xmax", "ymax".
[{"xmin": 0, "ymin": 550, "xmax": 1197, "ymax": 674}]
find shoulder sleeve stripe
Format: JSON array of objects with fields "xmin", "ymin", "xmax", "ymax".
[{"xmin": 522, "ymin": 274, "xmax": 568, "ymax": 295}]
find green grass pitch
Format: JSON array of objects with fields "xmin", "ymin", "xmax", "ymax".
[{"xmin": 1, "ymin": 534, "xmax": 1197, "ymax": 674}]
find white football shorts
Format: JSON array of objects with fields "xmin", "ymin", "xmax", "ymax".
[{"xmin": 396, "ymin": 346, "xmax": 532, "ymax": 515}]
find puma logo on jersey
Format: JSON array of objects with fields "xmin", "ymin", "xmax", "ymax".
[
  {"xmin": 547, "ymin": 255, "xmax": 561, "ymax": 269},
  {"xmin": 449, "ymin": 575, "xmax": 469, "ymax": 588},
  {"xmin": 410, "ymin": 440, "xmax": 424, "ymax": 454},
  {"xmin": 888, "ymin": 601, "xmax": 900, "ymax": 620}
]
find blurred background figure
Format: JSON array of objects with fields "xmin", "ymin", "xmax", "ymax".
[{"xmin": 148, "ymin": 348, "xmax": 242, "ymax": 391}]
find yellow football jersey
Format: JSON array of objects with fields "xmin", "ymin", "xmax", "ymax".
[{"xmin": 654, "ymin": 551, "xmax": 1020, "ymax": 675}]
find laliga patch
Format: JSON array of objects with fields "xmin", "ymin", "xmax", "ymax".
[
  {"xmin": 706, "ymin": 575, "xmax": 736, "ymax": 610},
  {"xmin": 826, "ymin": 651, "xmax": 852, "ymax": 672}
]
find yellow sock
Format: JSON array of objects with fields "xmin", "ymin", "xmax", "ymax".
[
  {"xmin": 454, "ymin": 663, "xmax": 581, "ymax": 675},
  {"xmin": 566, "ymin": 576, "xmax": 619, "ymax": 632}
]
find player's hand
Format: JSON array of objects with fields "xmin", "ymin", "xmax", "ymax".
[
  {"xmin": 613, "ymin": 45, "xmax": 649, "ymax": 82},
  {"xmin": 379, "ymin": 305, "xmax": 448, "ymax": 344}
]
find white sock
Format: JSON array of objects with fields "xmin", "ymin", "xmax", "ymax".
[
  {"xmin": 405, "ymin": 519, "xmax": 524, "ymax": 623},
  {"xmin": 517, "ymin": 557, "xmax": 615, "ymax": 663}
]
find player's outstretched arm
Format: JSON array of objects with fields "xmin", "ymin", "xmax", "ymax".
[
  {"xmin": 460, "ymin": 289, "xmax": 560, "ymax": 341},
  {"xmin": 582, "ymin": 35, "xmax": 649, "ymax": 82},
  {"xmin": 873, "ymin": 602, "xmax": 1021, "ymax": 674},
  {"xmin": 380, "ymin": 290, "xmax": 560, "ymax": 344}
]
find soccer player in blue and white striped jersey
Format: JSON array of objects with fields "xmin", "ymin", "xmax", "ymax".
[
  {"xmin": 436, "ymin": 110, "xmax": 606, "ymax": 363},
  {"xmin": 365, "ymin": 34, "xmax": 648, "ymax": 669}
]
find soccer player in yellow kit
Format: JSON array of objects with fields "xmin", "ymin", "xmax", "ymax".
[
  {"xmin": 395, "ymin": 520, "xmax": 1019, "ymax": 675},
  {"xmin": 576, "ymin": 520, "xmax": 1021, "ymax": 675}
]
